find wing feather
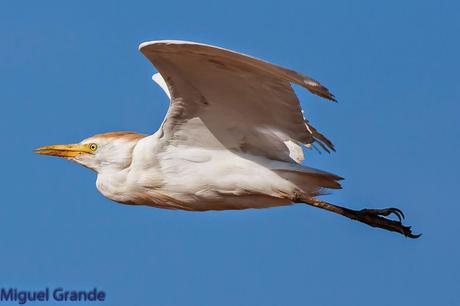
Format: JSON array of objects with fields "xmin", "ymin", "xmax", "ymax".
[{"xmin": 140, "ymin": 40, "xmax": 335, "ymax": 163}]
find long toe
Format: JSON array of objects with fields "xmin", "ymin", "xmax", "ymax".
[
  {"xmin": 360, "ymin": 208, "xmax": 405, "ymax": 222},
  {"xmin": 352, "ymin": 208, "xmax": 421, "ymax": 238}
]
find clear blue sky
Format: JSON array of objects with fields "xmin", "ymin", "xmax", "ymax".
[{"xmin": 1, "ymin": 1, "xmax": 459, "ymax": 305}]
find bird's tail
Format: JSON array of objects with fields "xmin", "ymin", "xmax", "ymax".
[{"xmin": 272, "ymin": 167, "xmax": 343, "ymax": 196}]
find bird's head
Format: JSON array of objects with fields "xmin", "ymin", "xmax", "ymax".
[{"xmin": 35, "ymin": 132, "xmax": 145, "ymax": 173}]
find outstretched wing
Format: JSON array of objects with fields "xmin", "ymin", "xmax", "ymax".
[{"xmin": 139, "ymin": 40, "xmax": 336, "ymax": 163}]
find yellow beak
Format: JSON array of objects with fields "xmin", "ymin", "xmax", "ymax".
[{"xmin": 34, "ymin": 143, "xmax": 93, "ymax": 158}]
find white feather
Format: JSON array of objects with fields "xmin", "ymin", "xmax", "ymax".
[{"xmin": 152, "ymin": 73, "xmax": 171, "ymax": 99}]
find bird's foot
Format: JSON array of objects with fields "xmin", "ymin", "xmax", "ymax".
[{"xmin": 347, "ymin": 207, "xmax": 421, "ymax": 238}]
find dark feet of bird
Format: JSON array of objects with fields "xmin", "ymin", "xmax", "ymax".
[{"xmin": 349, "ymin": 207, "xmax": 421, "ymax": 238}]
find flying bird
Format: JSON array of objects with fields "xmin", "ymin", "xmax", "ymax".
[{"xmin": 35, "ymin": 40, "xmax": 419, "ymax": 238}]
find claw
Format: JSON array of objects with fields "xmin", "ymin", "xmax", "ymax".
[
  {"xmin": 401, "ymin": 225, "xmax": 422, "ymax": 239},
  {"xmin": 360, "ymin": 208, "xmax": 405, "ymax": 222},
  {"xmin": 387, "ymin": 207, "xmax": 405, "ymax": 222},
  {"xmin": 354, "ymin": 208, "xmax": 420, "ymax": 238},
  {"xmin": 389, "ymin": 207, "xmax": 405, "ymax": 220}
]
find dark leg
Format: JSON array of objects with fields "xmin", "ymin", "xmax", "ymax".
[{"xmin": 298, "ymin": 196, "xmax": 421, "ymax": 238}]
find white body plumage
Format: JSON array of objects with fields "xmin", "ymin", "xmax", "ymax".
[{"xmin": 92, "ymin": 131, "xmax": 338, "ymax": 211}]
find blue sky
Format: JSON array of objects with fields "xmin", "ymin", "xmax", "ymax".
[{"xmin": 1, "ymin": 0, "xmax": 459, "ymax": 305}]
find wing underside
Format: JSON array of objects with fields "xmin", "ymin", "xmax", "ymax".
[{"xmin": 140, "ymin": 40, "xmax": 336, "ymax": 163}]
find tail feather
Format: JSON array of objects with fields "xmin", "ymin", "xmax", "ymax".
[{"xmin": 273, "ymin": 168, "xmax": 343, "ymax": 195}]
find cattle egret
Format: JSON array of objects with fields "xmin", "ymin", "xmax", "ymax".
[{"xmin": 35, "ymin": 40, "xmax": 419, "ymax": 238}]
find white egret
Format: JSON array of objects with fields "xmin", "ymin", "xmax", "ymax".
[{"xmin": 36, "ymin": 40, "xmax": 419, "ymax": 238}]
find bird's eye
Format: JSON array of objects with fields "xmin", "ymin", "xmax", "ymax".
[{"xmin": 89, "ymin": 143, "xmax": 98, "ymax": 152}]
